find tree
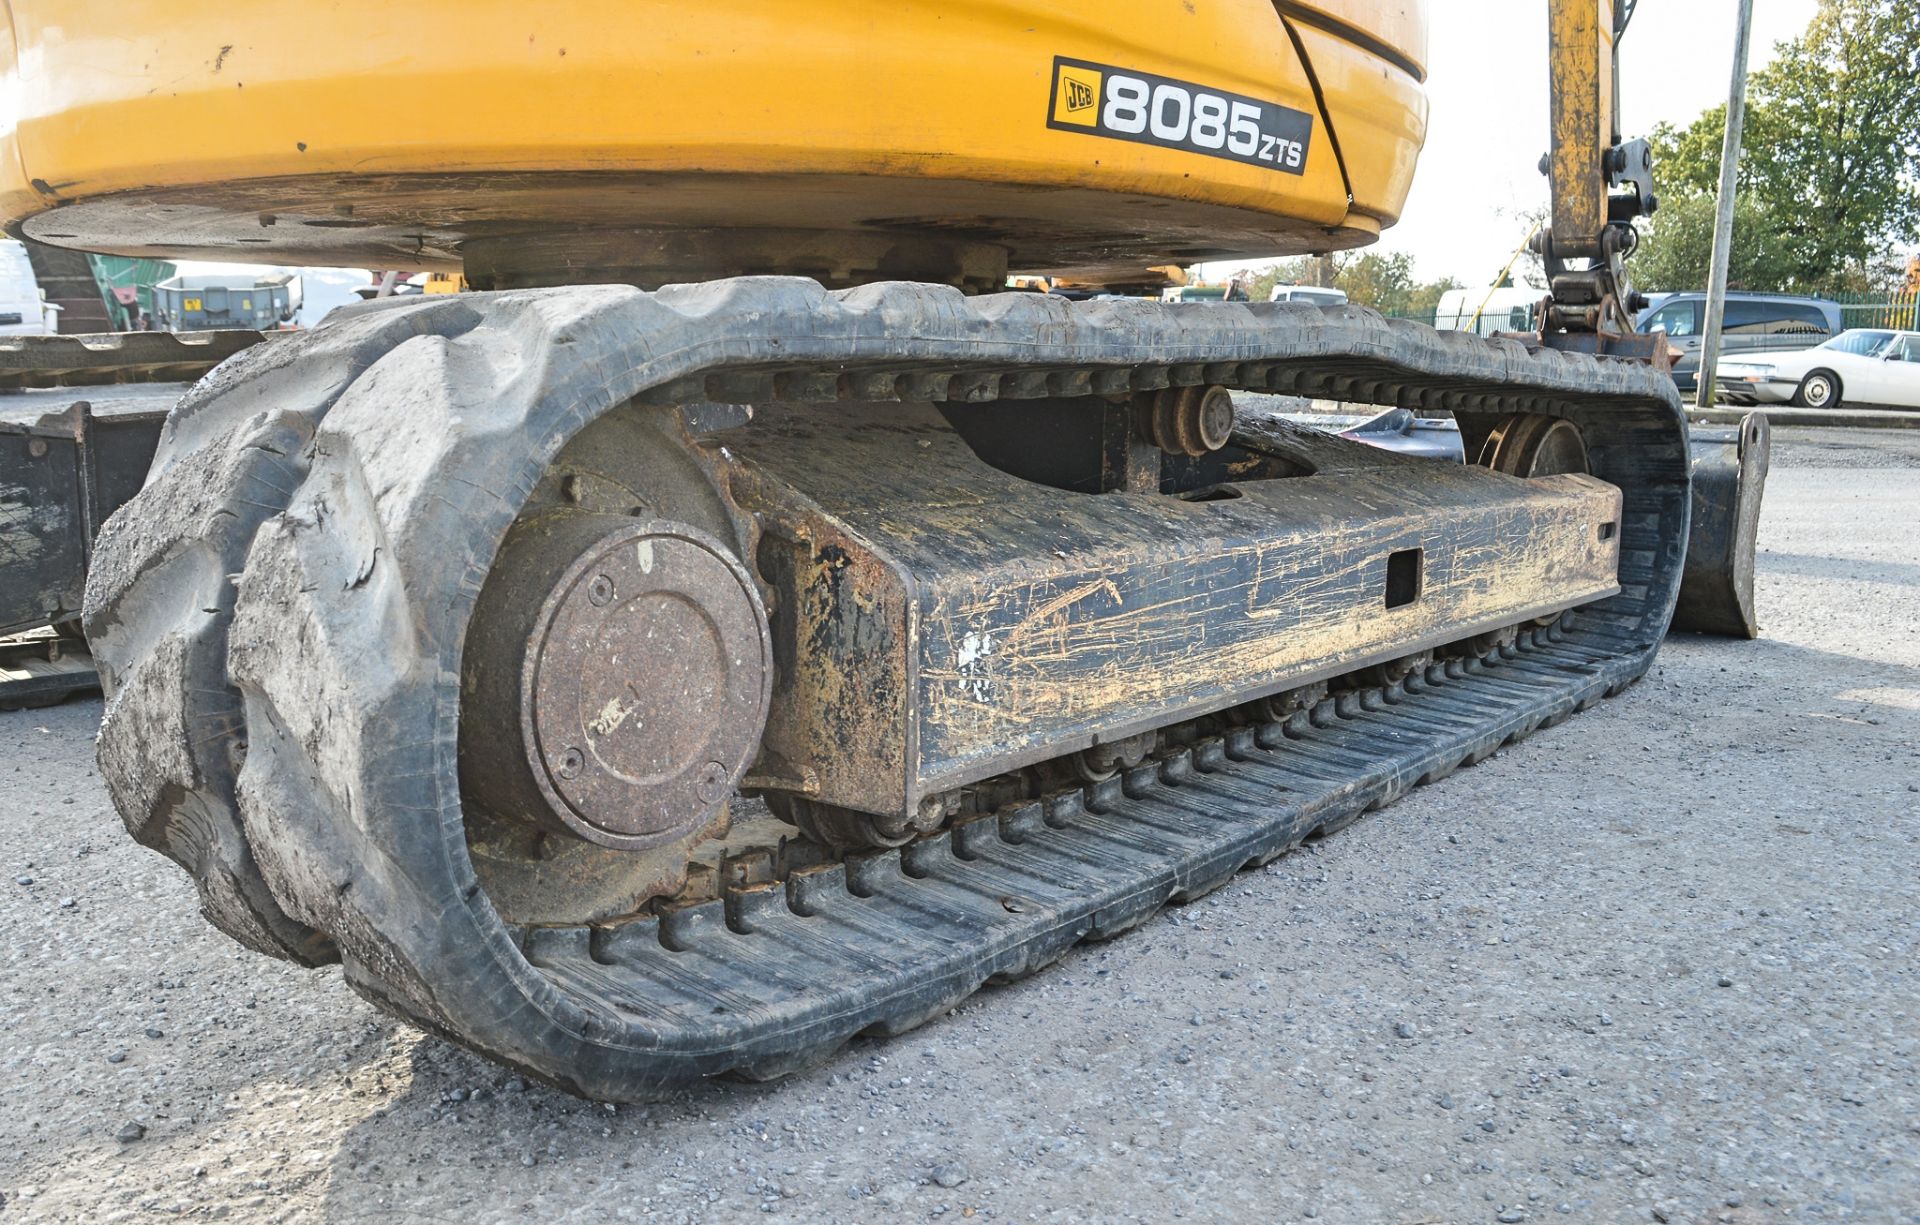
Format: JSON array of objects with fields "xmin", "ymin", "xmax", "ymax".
[
  {"xmin": 1333, "ymin": 252, "xmax": 1416, "ymax": 312},
  {"xmin": 1645, "ymin": 108, "xmax": 1728, "ymax": 200},
  {"xmin": 1630, "ymin": 192, "xmax": 1799, "ymax": 292},
  {"xmin": 1746, "ymin": 0, "xmax": 1920, "ymax": 288},
  {"xmin": 1635, "ymin": 0, "xmax": 1920, "ymax": 294},
  {"xmin": 1404, "ymin": 274, "xmax": 1463, "ymax": 321}
]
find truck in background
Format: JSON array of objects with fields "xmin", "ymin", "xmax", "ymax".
[
  {"xmin": 1159, "ymin": 283, "xmax": 1252, "ymax": 303},
  {"xmin": 1269, "ymin": 284, "xmax": 1348, "ymax": 306},
  {"xmin": 0, "ymin": 241, "xmax": 62, "ymax": 335}
]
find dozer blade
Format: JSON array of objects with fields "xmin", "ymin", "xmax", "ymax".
[
  {"xmin": 0, "ymin": 332, "xmax": 268, "ymax": 706},
  {"xmin": 1671, "ymin": 412, "xmax": 1770, "ymax": 638},
  {"xmin": 84, "ymin": 281, "xmax": 1689, "ymax": 1099}
]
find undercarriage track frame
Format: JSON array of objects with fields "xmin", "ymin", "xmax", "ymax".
[
  {"xmin": 84, "ymin": 279, "xmax": 1689, "ymax": 1098},
  {"xmin": 0, "ymin": 331, "xmax": 269, "ymax": 708}
]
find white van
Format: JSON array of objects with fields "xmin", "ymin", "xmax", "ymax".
[
  {"xmin": 0, "ymin": 240, "xmax": 59, "ymax": 334},
  {"xmin": 1433, "ymin": 286, "xmax": 1541, "ymax": 336},
  {"xmin": 1269, "ymin": 284, "xmax": 1348, "ymax": 306}
]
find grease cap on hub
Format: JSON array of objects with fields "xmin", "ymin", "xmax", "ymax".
[{"xmin": 522, "ymin": 519, "xmax": 771, "ymax": 850}]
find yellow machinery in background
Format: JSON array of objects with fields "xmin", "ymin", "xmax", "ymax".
[{"xmin": 2, "ymin": 2, "xmax": 1705, "ymax": 1098}]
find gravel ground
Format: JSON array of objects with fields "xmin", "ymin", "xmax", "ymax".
[{"xmin": 2, "ymin": 427, "xmax": 1916, "ymax": 1224}]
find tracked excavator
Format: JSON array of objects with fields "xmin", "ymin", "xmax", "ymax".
[{"xmin": 0, "ymin": 1, "xmax": 1759, "ymax": 1097}]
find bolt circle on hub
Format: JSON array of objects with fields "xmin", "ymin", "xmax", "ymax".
[
  {"xmin": 463, "ymin": 515, "xmax": 772, "ymax": 852},
  {"xmin": 525, "ymin": 519, "xmax": 770, "ymax": 848}
]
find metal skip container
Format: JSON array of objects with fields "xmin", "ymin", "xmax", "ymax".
[{"xmin": 150, "ymin": 273, "xmax": 299, "ymax": 332}]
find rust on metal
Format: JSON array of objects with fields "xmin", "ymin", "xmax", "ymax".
[
  {"xmin": 520, "ymin": 518, "xmax": 772, "ymax": 849},
  {"xmin": 1671, "ymin": 412, "xmax": 1770, "ymax": 638},
  {"xmin": 0, "ymin": 329, "xmax": 266, "ymax": 390},
  {"xmin": 1477, "ymin": 413, "xmax": 1591, "ymax": 478}
]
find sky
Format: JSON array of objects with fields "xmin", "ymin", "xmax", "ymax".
[{"xmin": 1204, "ymin": 0, "xmax": 1823, "ymax": 288}]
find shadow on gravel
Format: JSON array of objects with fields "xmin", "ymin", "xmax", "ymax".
[
  {"xmin": 1662, "ymin": 631, "xmax": 1920, "ymax": 716},
  {"xmin": 316, "ymin": 1025, "xmax": 876, "ymax": 1221},
  {"xmin": 10, "ymin": 629, "xmax": 1907, "ymax": 1219}
]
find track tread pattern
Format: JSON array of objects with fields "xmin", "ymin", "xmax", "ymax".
[
  {"xmin": 86, "ymin": 299, "xmax": 485, "ymax": 963},
  {"xmin": 86, "ymin": 278, "xmax": 1689, "ymax": 1099}
]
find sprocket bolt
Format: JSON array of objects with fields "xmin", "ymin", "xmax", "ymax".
[
  {"xmin": 587, "ymin": 575, "xmax": 615, "ymax": 606},
  {"xmin": 554, "ymin": 747, "xmax": 585, "ymax": 780},
  {"xmin": 695, "ymin": 761, "xmax": 728, "ymax": 804}
]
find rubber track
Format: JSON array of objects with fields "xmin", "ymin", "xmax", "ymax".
[
  {"xmin": 85, "ymin": 278, "xmax": 1689, "ymax": 1100},
  {"xmin": 529, "ymin": 620, "xmax": 1628, "ymax": 1082},
  {"xmin": 85, "ymin": 297, "xmax": 484, "ymax": 964}
]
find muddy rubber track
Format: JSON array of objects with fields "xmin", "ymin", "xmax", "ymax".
[
  {"xmin": 85, "ymin": 297, "xmax": 483, "ymax": 964},
  {"xmin": 86, "ymin": 278, "xmax": 1688, "ymax": 1099}
]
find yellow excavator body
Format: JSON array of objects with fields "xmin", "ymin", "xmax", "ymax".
[{"xmin": 0, "ymin": 2, "xmax": 1425, "ymax": 283}]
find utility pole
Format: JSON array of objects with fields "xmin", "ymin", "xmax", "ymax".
[{"xmin": 1695, "ymin": 0, "xmax": 1755, "ymax": 410}]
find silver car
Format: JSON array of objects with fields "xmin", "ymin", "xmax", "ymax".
[{"xmin": 1639, "ymin": 292, "xmax": 1842, "ymax": 393}]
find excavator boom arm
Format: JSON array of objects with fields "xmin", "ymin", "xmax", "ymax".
[{"xmin": 1539, "ymin": 0, "xmax": 1657, "ymax": 339}]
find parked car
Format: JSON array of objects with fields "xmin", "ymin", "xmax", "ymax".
[
  {"xmin": 1637, "ymin": 291, "xmax": 1841, "ymax": 393},
  {"xmin": 1715, "ymin": 328, "xmax": 1920, "ymax": 409},
  {"xmin": 1268, "ymin": 284, "xmax": 1348, "ymax": 306},
  {"xmin": 1160, "ymin": 284, "xmax": 1251, "ymax": 303}
]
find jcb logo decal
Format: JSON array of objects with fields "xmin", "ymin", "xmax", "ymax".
[
  {"xmin": 1045, "ymin": 56, "xmax": 1312, "ymax": 175},
  {"xmin": 1052, "ymin": 65, "xmax": 1102, "ymax": 128}
]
